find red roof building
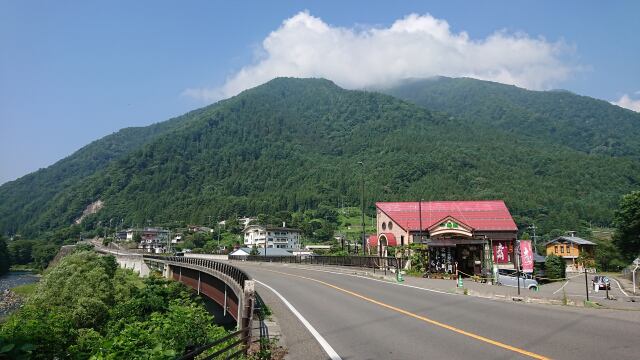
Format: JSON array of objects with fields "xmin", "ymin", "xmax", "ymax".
[{"xmin": 374, "ymin": 200, "xmax": 518, "ymax": 275}]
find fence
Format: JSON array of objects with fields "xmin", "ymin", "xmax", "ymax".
[{"xmin": 230, "ymin": 254, "xmax": 405, "ymax": 273}]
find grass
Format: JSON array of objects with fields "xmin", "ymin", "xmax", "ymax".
[
  {"xmin": 11, "ymin": 283, "xmax": 37, "ymax": 298},
  {"xmin": 336, "ymin": 207, "xmax": 376, "ymax": 239},
  {"xmin": 9, "ymin": 264, "xmax": 37, "ymax": 272}
]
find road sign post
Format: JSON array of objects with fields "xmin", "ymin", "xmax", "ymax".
[{"xmin": 584, "ymin": 267, "xmax": 589, "ymax": 302}]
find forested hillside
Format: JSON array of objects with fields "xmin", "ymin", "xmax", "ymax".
[
  {"xmin": 1, "ymin": 77, "xmax": 639, "ymax": 238},
  {"xmin": 381, "ymin": 77, "xmax": 640, "ymax": 159},
  {"xmin": 0, "ymin": 107, "xmax": 210, "ymax": 235}
]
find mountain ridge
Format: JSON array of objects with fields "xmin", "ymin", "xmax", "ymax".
[{"xmin": 1, "ymin": 77, "xmax": 638, "ymax": 237}]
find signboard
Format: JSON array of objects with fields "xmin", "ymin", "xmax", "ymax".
[
  {"xmin": 492, "ymin": 241, "xmax": 509, "ymax": 264},
  {"xmin": 519, "ymin": 240, "xmax": 534, "ymax": 273}
]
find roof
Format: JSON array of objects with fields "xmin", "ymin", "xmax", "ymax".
[
  {"xmin": 231, "ymin": 247, "xmax": 295, "ymax": 256},
  {"xmin": 534, "ymin": 253, "xmax": 547, "ymax": 263},
  {"xmin": 545, "ymin": 236, "xmax": 596, "ymax": 246},
  {"xmin": 243, "ymin": 224, "xmax": 302, "ymax": 233},
  {"xmin": 376, "ymin": 200, "xmax": 517, "ymax": 232}
]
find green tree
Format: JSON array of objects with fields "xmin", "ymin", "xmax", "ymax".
[
  {"xmin": 31, "ymin": 244, "xmax": 59, "ymax": 270},
  {"xmin": 8, "ymin": 240, "xmax": 36, "ymax": 265},
  {"xmin": 613, "ymin": 190, "xmax": 640, "ymax": 262},
  {"xmin": 0, "ymin": 236, "xmax": 9, "ymax": 275},
  {"xmin": 545, "ymin": 253, "xmax": 566, "ymax": 280},
  {"xmin": 594, "ymin": 239, "xmax": 626, "ymax": 271},
  {"xmin": 0, "ymin": 250, "xmax": 229, "ymax": 359}
]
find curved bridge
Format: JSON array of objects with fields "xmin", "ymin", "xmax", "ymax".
[
  {"xmin": 92, "ymin": 246, "xmax": 255, "ymax": 336},
  {"xmin": 142, "ymin": 255, "xmax": 255, "ymax": 332}
]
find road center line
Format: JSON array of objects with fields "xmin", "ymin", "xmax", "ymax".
[
  {"xmin": 254, "ymin": 279, "xmax": 342, "ymax": 360},
  {"xmin": 262, "ymin": 268, "xmax": 550, "ymax": 360}
]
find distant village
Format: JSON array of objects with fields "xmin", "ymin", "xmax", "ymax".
[{"xmin": 112, "ymin": 200, "xmax": 601, "ymax": 276}]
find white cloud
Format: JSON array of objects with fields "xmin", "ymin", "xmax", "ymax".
[
  {"xmin": 185, "ymin": 11, "xmax": 574, "ymax": 102},
  {"xmin": 612, "ymin": 94, "xmax": 640, "ymax": 112}
]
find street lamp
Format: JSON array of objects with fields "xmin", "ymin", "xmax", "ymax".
[{"xmin": 358, "ymin": 161, "xmax": 365, "ymax": 256}]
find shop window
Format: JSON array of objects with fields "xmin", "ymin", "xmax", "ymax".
[
  {"xmin": 381, "ymin": 222, "xmax": 386, "ymax": 230},
  {"xmin": 388, "ymin": 222, "xmax": 393, "ymax": 230}
]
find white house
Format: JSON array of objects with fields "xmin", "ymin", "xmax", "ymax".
[
  {"xmin": 127, "ymin": 227, "xmax": 170, "ymax": 253},
  {"xmin": 243, "ymin": 224, "xmax": 302, "ymax": 250}
]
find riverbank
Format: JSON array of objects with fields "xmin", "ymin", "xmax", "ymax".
[{"xmin": 0, "ymin": 271, "xmax": 40, "ymax": 320}]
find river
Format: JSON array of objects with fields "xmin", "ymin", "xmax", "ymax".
[{"xmin": 0, "ymin": 271, "xmax": 40, "ymax": 318}]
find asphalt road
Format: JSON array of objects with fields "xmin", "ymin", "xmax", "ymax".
[{"xmin": 234, "ymin": 262, "xmax": 640, "ymax": 360}]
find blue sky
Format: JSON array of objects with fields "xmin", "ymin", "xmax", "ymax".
[{"xmin": 1, "ymin": 1, "xmax": 639, "ymax": 185}]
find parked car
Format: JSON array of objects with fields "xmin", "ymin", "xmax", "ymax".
[
  {"xmin": 592, "ymin": 275, "xmax": 611, "ymax": 290},
  {"xmin": 496, "ymin": 272, "xmax": 539, "ymax": 291}
]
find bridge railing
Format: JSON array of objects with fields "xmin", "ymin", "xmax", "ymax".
[
  {"xmin": 143, "ymin": 255, "xmax": 252, "ymax": 289},
  {"xmin": 176, "ymin": 327, "xmax": 250, "ymax": 360}
]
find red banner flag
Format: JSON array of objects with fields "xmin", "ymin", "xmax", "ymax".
[{"xmin": 519, "ymin": 240, "xmax": 534, "ymax": 273}]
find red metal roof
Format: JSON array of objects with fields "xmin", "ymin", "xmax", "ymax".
[{"xmin": 376, "ymin": 200, "xmax": 517, "ymax": 232}]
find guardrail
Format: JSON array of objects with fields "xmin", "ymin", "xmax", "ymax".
[{"xmin": 144, "ymin": 255, "xmax": 252, "ymax": 289}]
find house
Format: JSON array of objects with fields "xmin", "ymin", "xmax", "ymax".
[
  {"xmin": 373, "ymin": 200, "xmax": 518, "ymax": 275},
  {"xmin": 128, "ymin": 227, "xmax": 170, "ymax": 253},
  {"xmin": 187, "ymin": 225, "xmax": 213, "ymax": 233},
  {"xmin": 243, "ymin": 224, "xmax": 302, "ymax": 250},
  {"xmin": 229, "ymin": 247, "xmax": 294, "ymax": 257},
  {"xmin": 171, "ymin": 234, "xmax": 183, "ymax": 244},
  {"xmin": 545, "ymin": 232, "xmax": 596, "ymax": 272}
]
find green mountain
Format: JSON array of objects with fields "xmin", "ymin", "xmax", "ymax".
[
  {"xmin": 380, "ymin": 77, "xmax": 640, "ymax": 159},
  {"xmin": 1, "ymin": 77, "xmax": 639, "ymax": 237}
]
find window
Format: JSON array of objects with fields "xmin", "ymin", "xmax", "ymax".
[
  {"xmin": 554, "ymin": 245, "xmax": 558, "ymax": 253},
  {"xmin": 381, "ymin": 222, "xmax": 386, "ymax": 230},
  {"xmin": 566, "ymin": 245, "xmax": 571, "ymax": 254},
  {"xmin": 401, "ymin": 235, "xmax": 404, "ymax": 246},
  {"xmin": 388, "ymin": 222, "xmax": 393, "ymax": 230},
  {"xmin": 560, "ymin": 246, "xmax": 564, "ymax": 254}
]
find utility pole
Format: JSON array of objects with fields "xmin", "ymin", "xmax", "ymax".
[
  {"xmin": 419, "ymin": 199, "xmax": 423, "ymax": 243},
  {"xmin": 358, "ymin": 161, "xmax": 365, "ymax": 256},
  {"xmin": 516, "ymin": 240, "xmax": 521, "ymax": 296},
  {"xmin": 529, "ymin": 224, "xmax": 538, "ymax": 253},
  {"xmin": 217, "ymin": 219, "xmax": 221, "ymax": 254}
]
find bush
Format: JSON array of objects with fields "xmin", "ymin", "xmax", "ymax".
[
  {"xmin": 0, "ymin": 250, "xmax": 229, "ymax": 359},
  {"xmin": 545, "ymin": 253, "xmax": 566, "ymax": 279}
]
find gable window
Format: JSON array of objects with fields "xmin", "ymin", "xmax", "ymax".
[
  {"xmin": 388, "ymin": 222, "xmax": 393, "ymax": 230},
  {"xmin": 381, "ymin": 222, "xmax": 386, "ymax": 230}
]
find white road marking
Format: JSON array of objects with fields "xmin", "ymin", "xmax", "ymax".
[
  {"xmin": 553, "ymin": 280, "xmax": 571, "ymax": 294},
  {"xmin": 552, "ymin": 273, "xmax": 582, "ymax": 294},
  {"xmin": 254, "ymin": 279, "xmax": 342, "ymax": 360},
  {"xmin": 611, "ymin": 278, "xmax": 629, "ymax": 297}
]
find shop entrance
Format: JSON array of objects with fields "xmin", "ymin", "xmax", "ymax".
[
  {"xmin": 456, "ymin": 244, "xmax": 483, "ymax": 276},
  {"xmin": 429, "ymin": 244, "xmax": 484, "ymax": 276}
]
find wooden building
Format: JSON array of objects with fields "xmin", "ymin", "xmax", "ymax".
[{"xmin": 545, "ymin": 232, "xmax": 596, "ymax": 272}]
